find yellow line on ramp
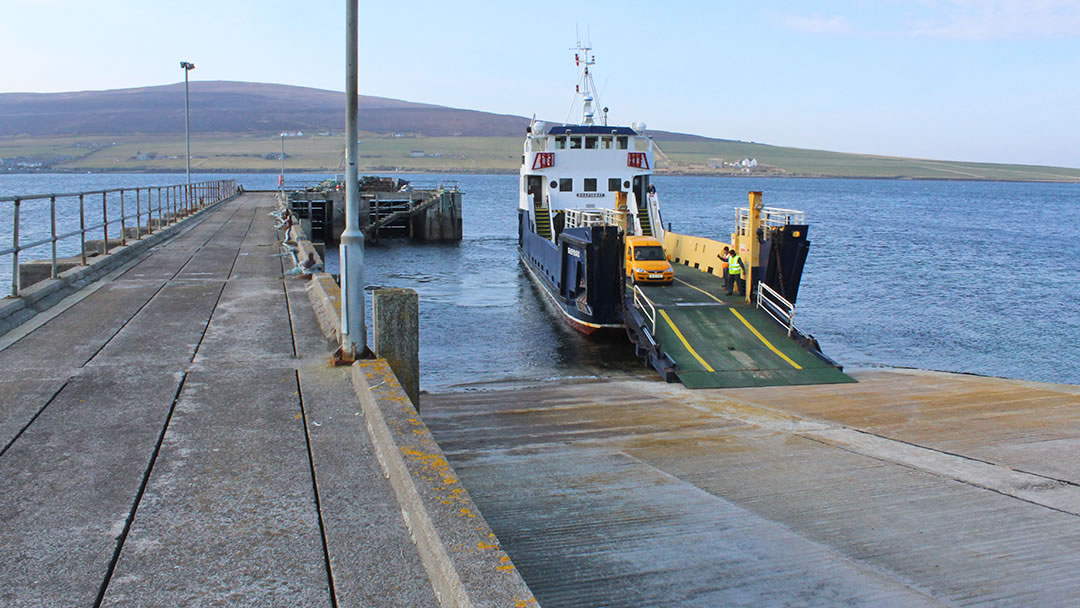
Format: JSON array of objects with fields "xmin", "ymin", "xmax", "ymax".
[
  {"xmin": 674, "ymin": 277, "xmax": 726, "ymax": 304},
  {"xmin": 658, "ymin": 309, "xmax": 715, "ymax": 372},
  {"xmin": 730, "ymin": 308, "xmax": 803, "ymax": 370}
]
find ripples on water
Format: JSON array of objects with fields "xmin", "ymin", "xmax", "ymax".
[{"xmin": 3, "ymin": 172, "xmax": 1078, "ymax": 390}]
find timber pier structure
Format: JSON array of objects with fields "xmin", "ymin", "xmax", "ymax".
[{"xmin": 2, "ymin": 188, "xmax": 1080, "ymax": 606}]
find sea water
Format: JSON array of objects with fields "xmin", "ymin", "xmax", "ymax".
[{"xmin": 2, "ymin": 173, "xmax": 1078, "ymax": 390}]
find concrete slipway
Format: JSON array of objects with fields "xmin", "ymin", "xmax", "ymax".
[{"xmin": 423, "ymin": 368, "xmax": 1080, "ymax": 607}]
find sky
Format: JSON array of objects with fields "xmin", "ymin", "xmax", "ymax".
[{"xmin": 2, "ymin": 0, "xmax": 1079, "ymax": 168}]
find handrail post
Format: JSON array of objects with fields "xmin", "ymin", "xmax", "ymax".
[
  {"xmin": 50, "ymin": 196, "xmax": 58, "ymax": 279},
  {"xmin": 120, "ymin": 189, "xmax": 127, "ymax": 246},
  {"xmin": 79, "ymin": 194, "xmax": 87, "ymax": 265},
  {"xmin": 102, "ymin": 191, "xmax": 110, "ymax": 255},
  {"xmin": 11, "ymin": 199, "xmax": 20, "ymax": 297}
]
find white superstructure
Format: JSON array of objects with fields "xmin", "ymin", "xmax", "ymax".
[{"xmin": 518, "ymin": 43, "xmax": 664, "ymax": 243}]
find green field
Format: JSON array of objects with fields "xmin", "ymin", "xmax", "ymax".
[{"xmin": 2, "ymin": 133, "xmax": 1078, "ymax": 182}]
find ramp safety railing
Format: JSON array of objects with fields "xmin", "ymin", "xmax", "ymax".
[
  {"xmin": 755, "ymin": 281, "xmax": 798, "ymax": 337},
  {"xmin": 633, "ymin": 285, "xmax": 658, "ymax": 335},
  {"xmin": 1, "ymin": 179, "xmax": 236, "ymax": 297}
]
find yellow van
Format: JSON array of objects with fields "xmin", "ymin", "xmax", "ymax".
[{"xmin": 625, "ymin": 236, "xmax": 674, "ymax": 285}]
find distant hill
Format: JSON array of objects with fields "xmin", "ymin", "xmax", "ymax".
[
  {"xmin": 0, "ymin": 80, "xmax": 713, "ymax": 141},
  {"xmin": 2, "ymin": 82, "xmax": 1075, "ymax": 181}
]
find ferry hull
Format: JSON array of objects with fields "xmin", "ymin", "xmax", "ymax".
[{"xmin": 518, "ymin": 210, "xmax": 623, "ymax": 334}]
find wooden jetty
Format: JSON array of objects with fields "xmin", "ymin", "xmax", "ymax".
[{"xmin": 286, "ymin": 177, "xmax": 462, "ymax": 244}]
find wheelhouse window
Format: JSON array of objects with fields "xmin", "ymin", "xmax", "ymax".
[
  {"xmin": 616, "ymin": 136, "xmax": 628, "ymax": 150},
  {"xmin": 601, "ymin": 136, "xmax": 613, "ymax": 149},
  {"xmin": 608, "ymin": 178, "xmax": 621, "ymax": 192},
  {"xmin": 584, "ymin": 178, "xmax": 597, "ymax": 192},
  {"xmin": 569, "ymin": 136, "xmax": 582, "ymax": 149},
  {"xmin": 559, "ymin": 178, "xmax": 573, "ymax": 192},
  {"xmin": 555, "ymin": 136, "xmax": 567, "ymax": 149},
  {"xmin": 585, "ymin": 136, "xmax": 598, "ymax": 149}
]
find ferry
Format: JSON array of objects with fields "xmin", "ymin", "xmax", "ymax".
[
  {"xmin": 517, "ymin": 44, "xmax": 836, "ymax": 391},
  {"xmin": 517, "ymin": 43, "xmax": 664, "ymax": 334}
]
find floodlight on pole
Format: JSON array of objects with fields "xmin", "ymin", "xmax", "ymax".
[
  {"xmin": 180, "ymin": 61, "xmax": 195, "ymax": 213},
  {"xmin": 280, "ymin": 132, "xmax": 287, "ymax": 192}
]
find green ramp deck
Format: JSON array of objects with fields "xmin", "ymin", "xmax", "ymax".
[{"xmin": 634, "ymin": 265, "xmax": 854, "ymax": 389}]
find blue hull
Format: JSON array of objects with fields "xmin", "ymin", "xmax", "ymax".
[{"xmin": 517, "ymin": 210, "xmax": 623, "ymax": 334}]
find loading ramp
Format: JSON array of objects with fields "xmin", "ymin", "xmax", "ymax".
[{"xmin": 626, "ymin": 265, "xmax": 854, "ymax": 388}]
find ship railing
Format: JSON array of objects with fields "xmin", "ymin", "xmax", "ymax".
[
  {"xmin": 0, "ymin": 180, "xmax": 236, "ymax": 297},
  {"xmin": 755, "ymin": 281, "xmax": 798, "ymax": 337},
  {"xmin": 565, "ymin": 208, "xmax": 626, "ymax": 229},
  {"xmin": 633, "ymin": 285, "xmax": 657, "ymax": 335},
  {"xmin": 736, "ymin": 206, "xmax": 805, "ymax": 233}
]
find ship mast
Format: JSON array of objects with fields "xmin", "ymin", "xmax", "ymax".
[{"xmin": 572, "ymin": 41, "xmax": 598, "ymax": 126}]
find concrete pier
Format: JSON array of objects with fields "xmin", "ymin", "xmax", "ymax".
[{"xmin": 0, "ymin": 192, "xmax": 529, "ymax": 607}]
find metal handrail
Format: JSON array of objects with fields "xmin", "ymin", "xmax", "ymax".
[
  {"xmin": 565, "ymin": 208, "xmax": 627, "ymax": 229},
  {"xmin": 736, "ymin": 206, "xmax": 805, "ymax": 232},
  {"xmin": 633, "ymin": 285, "xmax": 657, "ymax": 335},
  {"xmin": 3, "ymin": 179, "xmax": 236, "ymax": 297},
  {"xmin": 755, "ymin": 281, "xmax": 798, "ymax": 337}
]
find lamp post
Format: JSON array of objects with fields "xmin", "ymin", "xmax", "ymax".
[
  {"xmin": 338, "ymin": 0, "xmax": 366, "ymax": 360},
  {"xmin": 280, "ymin": 132, "xmax": 287, "ymax": 193},
  {"xmin": 180, "ymin": 61, "xmax": 195, "ymax": 213}
]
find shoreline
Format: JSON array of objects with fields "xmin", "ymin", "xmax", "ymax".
[{"xmin": 4, "ymin": 167, "xmax": 1079, "ymax": 185}]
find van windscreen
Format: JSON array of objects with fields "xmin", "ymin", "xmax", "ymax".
[{"xmin": 634, "ymin": 246, "xmax": 666, "ymax": 261}]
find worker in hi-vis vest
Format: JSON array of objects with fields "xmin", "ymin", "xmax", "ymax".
[
  {"xmin": 726, "ymin": 251, "xmax": 744, "ymax": 296},
  {"xmin": 717, "ymin": 246, "xmax": 731, "ymax": 286}
]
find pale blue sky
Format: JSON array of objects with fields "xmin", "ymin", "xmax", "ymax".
[{"xmin": 2, "ymin": 0, "xmax": 1079, "ymax": 167}]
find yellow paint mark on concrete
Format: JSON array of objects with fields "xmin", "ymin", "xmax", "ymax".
[
  {"xmin": 497, "ymin": 564, "xmax": 516, "ymax": 572},
  {"xmin": 460, "ymin": 508, "xmax": 476, "ymax": 518},
  {"xmin": 444, "ymin": 477, "xmax": 457, "ymax": 485},
  {"xmin": 659, "ymin": 309, "xmax": 715, "ymax": 372},
  {"xmin": 730, "ymin": 308, "xmax": 802, "ymax": 369},
  {"xmin": 477, "ymin": 541, "xmax": 499, "ymax": 550},
  {"xmin": 515, "ymin": 599, "xmax": 538, "ymax": 607},
  {"xmin": 294, "ymin": 413, "xmax": 303, "ymax": 420},
  {"xmin": 500, "ymin": 555, "xmax": 511, "ymax": 562}
]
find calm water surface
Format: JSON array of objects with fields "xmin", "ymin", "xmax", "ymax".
[{"xmin": 2, "ymin": 172, "xmax": 1078, "ymax": 390}]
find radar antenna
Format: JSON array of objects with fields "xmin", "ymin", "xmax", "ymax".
[{"xmin": 570, "ymin": 39, "xmax": 599, "ymax": 125}]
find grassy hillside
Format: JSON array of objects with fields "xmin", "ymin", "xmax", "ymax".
[
  {"xmin": 1, "ymin": 82, "xmax": 1077, "ymax": 181},
  {"xmin": 3, "ymin": 132, "xmax": 1078, "ymax": 182}
]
